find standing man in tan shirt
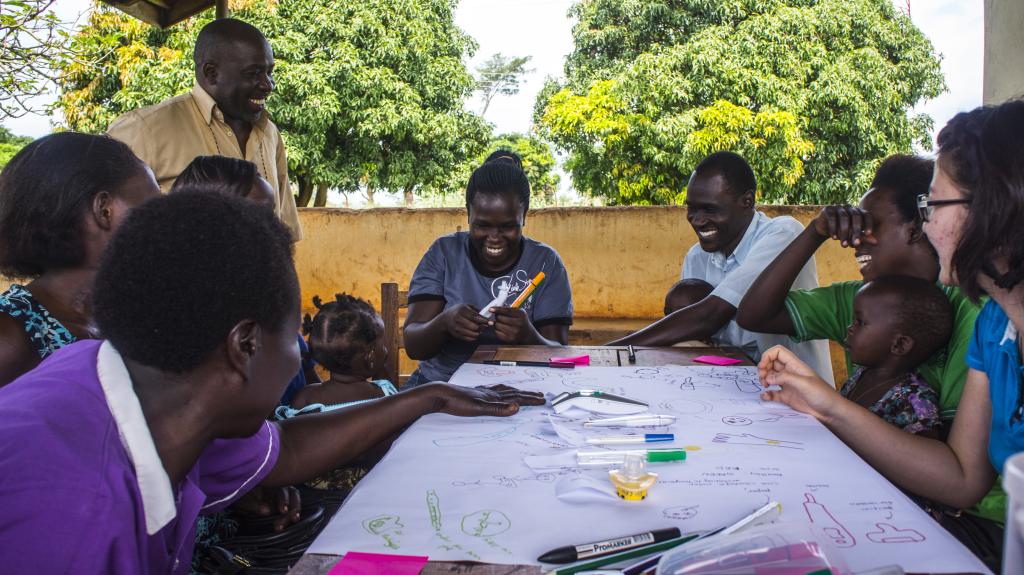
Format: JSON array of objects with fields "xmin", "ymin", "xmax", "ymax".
[{"xmin": 108, "ymin": 18, "xmax": 302, "ymax": 240}]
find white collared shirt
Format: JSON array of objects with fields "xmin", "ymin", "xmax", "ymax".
[
  {"xmin": 684, "ymin": 211, "xmax": 834, "ymax": 383},
  {"xmin": 96, "ymin": 341, "xmax": 177, "ymax": 535}
]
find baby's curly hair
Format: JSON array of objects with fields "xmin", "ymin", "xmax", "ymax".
[{"xmin": 303, "ymin": 293, "xmax": 381, "ymax": 374}]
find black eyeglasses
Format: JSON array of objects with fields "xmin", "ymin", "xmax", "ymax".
[{"xmin": 917, "ymin": 194, "xmax": 971, "ymax": 222}]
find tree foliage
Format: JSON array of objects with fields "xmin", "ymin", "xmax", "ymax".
[
  {"xmin": 481, "ymin": 133, "xmax": 560, "ymax": 203},
  {"xmin": 0, "ymin": 125, "xmax": 33, "ymax": 169},
  {"xmin": 537, "ymin": 0, "xmax": 945, "ymax": 205},
  {"xmin": 54, "ymin": 0, "xmax": 490, "ymax": 204},
  {"xmin": 474, "ymin": 53, "xmax": 533, "ymax": 117},
  {"xmin": 0, "ymin": 0, "xmax": 70, "ymax": 119},
  {"xmin": 420, "ymin": 132, "xmax": 561, "ymax": 205}
]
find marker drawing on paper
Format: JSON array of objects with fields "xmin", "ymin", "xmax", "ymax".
[
  {"xmin": 712, "ymin": 432, "xmax": 805, "ymax": 450},
  {"xmin": 663, "ymin": 505, "xmax": 700, "ymax": 520},
  {"xmin": 461, "ymin": 510, "xmax": 512, "ymax": 538},
  {"xmin": 362, "ymin": 514, "xmax": 404, "ymax": 549},
  {"xmin": 803, "ymin": 492, "xmax": 856, "ymax": 548},
  {"xmin": 866, "ymin": 522, "xmax": 926, "ymax": 544}
]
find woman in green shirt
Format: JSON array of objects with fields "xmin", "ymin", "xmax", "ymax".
[{"xmin": 735, "ymin": 154, "xmax": 1001, "ymax": 569}]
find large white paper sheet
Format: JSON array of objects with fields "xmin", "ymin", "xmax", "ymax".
[{"xmin": 307, "ymin": 364, "xmax": 990, "ymax": 573}]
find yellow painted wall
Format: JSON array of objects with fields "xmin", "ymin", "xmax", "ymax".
[
  {"xmin": 294, "ymin": 206, "xmax": 860, "ymax": 383},
  {"xmin": 1, "ymin": 206, "xmax": 859, "ymax": 381},
  {"xmin": 294, "ymin": 205, "xmax": 860, "ymax": 318}
]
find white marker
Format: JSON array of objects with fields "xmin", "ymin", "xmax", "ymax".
[
  {"xmin": 585, "ymin": 433, "xmax": 674, "ymax": 445},
  {"xmin": 584, "ymin": 414, "xmax": 676, "ymax": 428},
  {"xmin": 479, "ymin": 282, "xmax": 510, "ymax": 319}
]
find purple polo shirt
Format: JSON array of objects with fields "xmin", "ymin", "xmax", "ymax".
[{"xmin": 0, "ymin": 340, "xmax": 280, "ymax": 575}]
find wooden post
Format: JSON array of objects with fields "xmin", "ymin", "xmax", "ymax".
[
  {"xmin": 216, "ymin": 0, "xmax": 229, "ymax": 19},
  {"xmin": 380, "ymin": 283, "xmax": 400, "ymax": 387}
]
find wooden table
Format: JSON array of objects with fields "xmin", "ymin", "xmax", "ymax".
[{"xmin": 288, "ymin": 345, "xmax": 753, "ymax": 575}]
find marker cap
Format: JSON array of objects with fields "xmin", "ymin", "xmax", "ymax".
[{"xmin": 647, "ymin": 450, "xmax": 686, "ymax": 462}]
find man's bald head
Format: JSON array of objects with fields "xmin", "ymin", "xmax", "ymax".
[
  {"xmin": 193, "ymin": 19, "xmax": 274, "ymax": 124},
  {"xmin": 193, "ymin": 18, "xmax": 268, "ymax": 67}
]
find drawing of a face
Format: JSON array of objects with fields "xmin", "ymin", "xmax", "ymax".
[
  {"xmin": 722, "ymin": 415, "xmax": 753, "ymax": 426},
  {"xmin": 660, "ymin": 398, "xmax": 713, "ymax": 415},
  {"xmin": 363, "ymin": 514, "xmax": 403, "ymax": 535},
  {"xmin": 663, "ymin": 505, "xmax": 700, "ymax": 520},
  {"xmin": 461, "ymin": 510, "xmax": 511, "ymax": 537},
  {"xmin": 478, "ymin": 367, "xmax": 515, "ymax": 378}
]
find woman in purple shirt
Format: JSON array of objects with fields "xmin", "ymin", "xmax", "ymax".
[{"xmin": 0, "ymin": 191, "xmax": 543, "ymax": 574}]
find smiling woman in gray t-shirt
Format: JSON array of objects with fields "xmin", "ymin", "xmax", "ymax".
[{"xmin": 403, "ymin": 153, "xmax": 574, "ymax": 384}]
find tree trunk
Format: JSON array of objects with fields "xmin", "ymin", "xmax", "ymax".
[
  {"xmin": 313, "ymin": 183, "xmax": 329, "ymax": 207},
  {"xmin": 404, "ymin": 185, "xmax": 415, "ymax": 207},
  {"xmin": 365, "ymin": 184, "xmax": 375, "ymax": 207},
  {"xmin": 296, "ymin": 176, "xmax": 314, "ymax": 207}
]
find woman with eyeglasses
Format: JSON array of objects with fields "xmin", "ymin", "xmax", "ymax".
[{"xmin": 758, "ymin": 100, "xmax": 1024, "ymax": 572}]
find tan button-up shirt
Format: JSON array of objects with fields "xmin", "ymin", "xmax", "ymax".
[{"xmin": 107, "ymin": 85, "xmax": 302, "ymax": 240}]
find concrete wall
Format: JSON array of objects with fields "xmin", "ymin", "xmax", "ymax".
[
  {"xmin": 984, "ymin": 0, "xmax": 1024, "ymax": 104},
  {"xmin": 1, "ymin": 206, "xmax": 859, "ymax": 381},
  {"xmin": 294, "ymin": 205, "xmax": 860, "ymax": 318}
]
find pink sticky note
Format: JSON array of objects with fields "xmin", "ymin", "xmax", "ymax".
[
  {"xmin": 328, "ymin": 551, "xmax": 428, "ymax": 575},
  {"xmin": 693, "ymin": 355, "xmax": 743, "ymax": 366},
  {"xmin": 551, "ymin": 354, "xmax": 590, "ymax": 366}
]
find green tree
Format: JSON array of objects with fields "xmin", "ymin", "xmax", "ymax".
[
  {"xmin": 417, "ymin": 133, "xmax": 560, "ymax": 206},
  {"xmin": 538, "ymin": 0, "xmax": 944, "ymax": 205},
  {"xmin": 0, "ymin": 125, "xmax": 33, "ymax": 169},
  {"xmin": 1, "ymin": 0, "xmax": 70, "ymax": 120},
  {"xmin": 480, "ymin": 133, "xmax": 560, "ymax": 203},
  {"xmin": 54, "ymin": 0, "xmax": 489, "ymax": 207},
  {"xmin": 474, "ymin": 53, "xmax": 533, "ymax": 118}
]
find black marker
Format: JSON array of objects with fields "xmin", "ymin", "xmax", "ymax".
[
  {"xmin": 627, "ymin": 344, "xmax": 637, "ymax": 363},
  {"xmin": 537, "ymin": 527, "xmax": 681, "ymax": 564},
  {"xmin": 483, "ymin": 360, "xmax": 574, "ymax": 369}
]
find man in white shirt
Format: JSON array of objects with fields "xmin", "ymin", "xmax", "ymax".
[{"xmin": 612, "ymin": 151, "xmax": 832, "ymax": 382}]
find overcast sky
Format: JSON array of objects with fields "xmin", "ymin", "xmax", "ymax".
[{"xmin": 6, "ymin": 0, "xmax": 983, "ymax": 151}]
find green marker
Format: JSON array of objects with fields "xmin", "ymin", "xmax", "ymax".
[{"xmin": 576, "ymin": 448, "xmax": 686, "ymax": 466}]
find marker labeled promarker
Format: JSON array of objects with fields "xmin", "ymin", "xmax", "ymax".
[{"xmin": 585, "ymin": 434, "xmax": 674, "ymax": 445}]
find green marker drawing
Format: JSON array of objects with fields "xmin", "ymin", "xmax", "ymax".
[
  {"xmin": 427, "ymin": 489, "xmax": 443, "ymax": 532},
  {"xmin": 362, "ymin": 514, "xmax": 403, "ymax": 549},
  {"xmin": 461, "ymin": 510, "xmax": 511, "ymax": 537},
  {"xmin": 484, "ymin": 537, "xmax": 513, "ymax": 555}
]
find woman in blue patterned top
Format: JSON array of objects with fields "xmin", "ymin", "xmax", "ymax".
[{"xmin": 0, "ymin": 133, "xmax": 159, "ymax": 386}]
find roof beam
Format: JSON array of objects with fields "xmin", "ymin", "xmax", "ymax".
[{"xmin": 99, "ymin": 0, "xmax": 217, "ymax": 29}]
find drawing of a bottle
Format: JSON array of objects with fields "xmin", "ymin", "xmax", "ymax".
[{"xmin": 802, "ymin": 493, "xmax": 856, "ymax": 547}]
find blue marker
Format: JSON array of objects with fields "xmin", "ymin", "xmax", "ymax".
[{"xmin": 585, "ymin": 433, "xmax": 674, "ymax": 445}]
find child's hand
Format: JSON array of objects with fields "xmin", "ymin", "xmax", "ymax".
[
  {"xmin": 443, "ymin": 304, "xmax": 488, "ymax": 341},
  {"xmin": 430, "ymin": 383, "xmax": 546, "ymax": 417},
  {"xmin": 489, "ymin": 306, "xmax": 534, "ymax": 343},
  {"xmin": 758, "ymin": 345, "xmax": 840, "ymax": 422},
  {"xmin": 811, "ymin": 205, "xmax": 878, "ymax": 248}
]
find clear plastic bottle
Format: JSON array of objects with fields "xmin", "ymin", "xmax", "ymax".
[{"xmin": 608, "ymin": 452, "xmax": 659, "ymax": 500}]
